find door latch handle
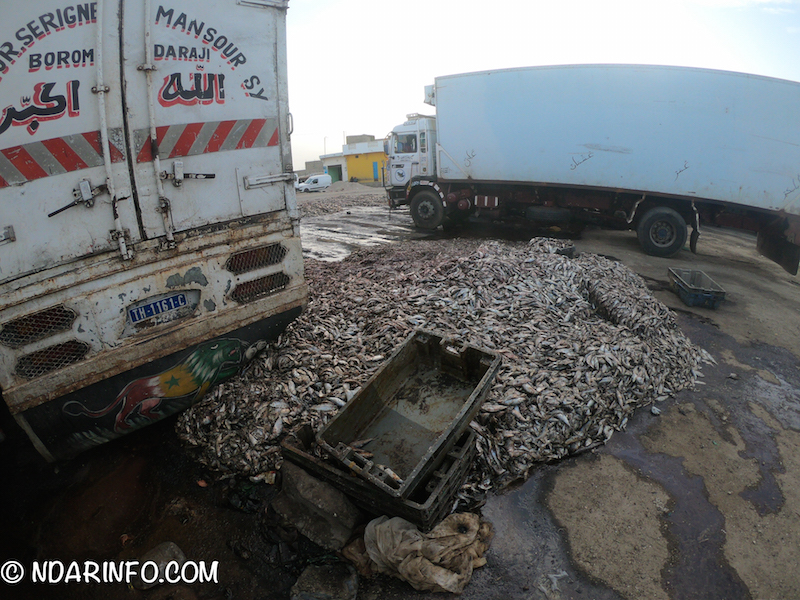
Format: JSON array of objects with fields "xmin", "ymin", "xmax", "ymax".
[
  {"xmin": 0, "ymin": 225, "xmax": 15, "ymax": 246},
  {"xmin": 160, "ymin": 160, "xmax": 216, "ymax": 187},
  {"xmin": 48, "ymin": 179, "xmax": 106, "ymax": 217}
]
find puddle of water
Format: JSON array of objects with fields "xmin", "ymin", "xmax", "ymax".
[
  {"xmin": 476, "ymin": 467, "xmax": 620, "ymax": 600},
  {"xmin": 299, "ymin": 206, "xmax": 576, "ymax": 263},
  {"xmin": 300, "ymin": 207, "xmax": 425, "ymax": 262},
  {"xmin": 605, "ymin": 422, "xmax": 750, "ymax": 600}
]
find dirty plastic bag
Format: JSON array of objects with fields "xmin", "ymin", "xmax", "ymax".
[{"xmin": 361, "ymin": 513, "xmax": 493, "ymax": 594}]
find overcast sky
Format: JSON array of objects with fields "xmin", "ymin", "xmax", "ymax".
[{"xmin": 285, "ymin": 0, "xmax": 800, "ymax": 169}]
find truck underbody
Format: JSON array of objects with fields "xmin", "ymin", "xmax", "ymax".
[{"xmin": 390, "ymin": 178, "xmax": 800, "ymax": 275}]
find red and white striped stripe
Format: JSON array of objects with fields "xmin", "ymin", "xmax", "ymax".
[
  {"xmin": 0, "ymin": 118, "xmax": 279, "ymax": 188},
  {"xmin": 134, "ymin": 118, "xmax": 278, "ymax": 163},
  {"xmin": 0, "ymin": 131, "xmax": 124, "ymax": 187}
]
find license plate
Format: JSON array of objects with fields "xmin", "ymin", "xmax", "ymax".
[{"xmin": 128, "ymin": 293, "xmax": 188, "ymax": 324}]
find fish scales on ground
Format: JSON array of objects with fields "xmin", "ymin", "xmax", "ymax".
[{"xmin": 176, "ymin": 236, "xmax": 711, "ymax": 505}]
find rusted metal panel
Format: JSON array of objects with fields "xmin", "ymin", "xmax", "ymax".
[
  {"xmin": 16, "ymin": 305, "xmax": 304, "ymax": 461},
  {"xmin": 757, "ymin": 230, "xmax": 800, "ymax": 276}
]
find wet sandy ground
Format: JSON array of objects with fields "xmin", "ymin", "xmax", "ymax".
[{"xmin": 2, "ymin": 189, "xmax": 799, "ymax": 599}]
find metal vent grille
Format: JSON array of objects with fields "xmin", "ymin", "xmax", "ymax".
[
  {"xmin": 225, "ymin": 243, "xmax": 287, "ymax": 275},
  {"xmin": 230, "ymin": 273, "xmax": 290, "ymax": 304},
  {"xmin": 0, "ymin": 306, "xmax": 77, "ymax": 348},
  {"xmin": 16, "ymin": 340, "xmax": 90, "ymax": 380}
]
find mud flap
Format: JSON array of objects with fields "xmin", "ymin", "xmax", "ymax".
[
  {"xmin": 690, "ymin": 228, "xmax": 699, "ymax": 254},
  {"xmin": 757, "ymin": 231, "xmax": 800, "ymax": 275}
]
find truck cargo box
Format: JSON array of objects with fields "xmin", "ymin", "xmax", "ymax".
[
  {"xmin": 431, "ymin": 64, "xmax": 800, "ymax": 217},
  {"xmin": 387, "ymin": 64, "xmax": 800, "ymax": 272}
]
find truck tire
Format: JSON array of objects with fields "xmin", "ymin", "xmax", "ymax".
[
  {"xmin": 410, "ymin": 191, "xmax": 445, "ymax": 229},
  {"xmin": 637, "ymin": 206, "xmax": 687, "ymax": 257}
]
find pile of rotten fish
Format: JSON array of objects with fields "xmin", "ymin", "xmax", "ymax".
[{"xmin": 177, "ymin": 237, "xmax": 712, "ymax": 510}]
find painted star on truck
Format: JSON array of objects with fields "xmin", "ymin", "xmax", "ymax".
[{"xmin": 62, "ymin": 337, "xmax": 264, "ymax": 436}]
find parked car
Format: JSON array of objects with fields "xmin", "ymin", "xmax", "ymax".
[{"xmin": 298, "ymin": 174, "xmax": 332, "ymax": 192}]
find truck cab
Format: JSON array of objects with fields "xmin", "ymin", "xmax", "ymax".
[{"xmin": 385, "ymin": 114, "xmax": 436, "ymax": 204}]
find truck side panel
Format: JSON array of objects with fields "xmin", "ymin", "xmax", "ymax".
[{"xmin": 434, "ymin": 65, "xmax": 800, "ymax": 216}]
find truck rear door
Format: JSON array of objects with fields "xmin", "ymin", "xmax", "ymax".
[
  {"xmin": 0, "ymin": 2, "xmax": 141, "ymax": 281},
  {"xmin": 120, "ymin": 0, "xmax": 292, "ymax": 239},
  {"xmin": 0, "ymin": 0, "xmax": 292, "ymax": 283}
]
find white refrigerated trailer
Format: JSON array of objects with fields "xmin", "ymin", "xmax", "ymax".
[
  {"xmin": 386, "ymin": 65, "xmax": 800, "ymax": 273},
  {"xmin": 0, "ymin": 0, "xmax": 307, "ymax": 460}
]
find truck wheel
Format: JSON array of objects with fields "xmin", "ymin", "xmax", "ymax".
[
  {"xmin": 637, "ymin": 206, "xmax": 687, "ymax": 257},
  {"xmin": 410, "ymin": 191, "xmax": 445, "ymax": 229}
]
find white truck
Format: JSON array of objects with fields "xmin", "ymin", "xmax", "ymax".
[
  {"xmin": 386, "ymin": 65, "xmax": 800, "ymax": 274},
  {"xmin": 0, "ymin": 0, "xmax": 307, "ymax": 460}
]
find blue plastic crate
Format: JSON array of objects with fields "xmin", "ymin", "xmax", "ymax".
[{"xmin": 668, "ymin": 268, "xmax": 726, "ymax": 309}]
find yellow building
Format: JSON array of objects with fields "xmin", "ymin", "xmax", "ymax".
[
  {"xmin": 321, "ymin": 135, "xmax": 387, "ymax": 183},
  {"xmin": 346, "ymin": 149, "xmax": 386, "ymax": 182}
]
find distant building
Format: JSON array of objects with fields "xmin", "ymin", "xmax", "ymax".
[
  {"xmin": 320, "ymin": 135, "xmax": 387, "ymax": 184},
  {"xmin": 297, "ymin": 160, "xmax": 324, "ymax": 181},
  {"xmin": 320, "ymin": 153, "xmax": 347, "ymax": 183},
  {"xmin": 344, "ymin": 134, "xmax": 375, "ymax": 144}
]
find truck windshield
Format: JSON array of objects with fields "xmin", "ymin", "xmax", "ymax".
[{"xmin": 394, "ymin": 134, "xmax": 417, "ymax": 154}]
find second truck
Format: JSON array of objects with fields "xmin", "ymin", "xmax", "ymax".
[{"xmin": 385, "ymin": 64, "xmax": 800, "ymax": 274}]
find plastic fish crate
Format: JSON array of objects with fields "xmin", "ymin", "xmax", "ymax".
[
  {"xmin": 281, "ymin": 425, "xmax": 476, "ymax": 531},
  {"xmin": 668, "ymin": 268, "xmax": 726, "ymax": 309},
  {"xmin": 316, "ymin": 329, "xmax": 500, "ymax": 498}
]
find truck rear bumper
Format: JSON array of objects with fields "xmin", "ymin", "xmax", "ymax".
[{"xmin": 13, "ymin": 295, "xmax": 305, "ymax": 461}]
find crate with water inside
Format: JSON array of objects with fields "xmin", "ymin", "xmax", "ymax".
[
  {"xmin": 668, "ymin": 268, "xmax": 726, "ymax": 309},
  {"xmin": 316, "ymin": 329, "xmax": 500, "ymax": 498}
]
